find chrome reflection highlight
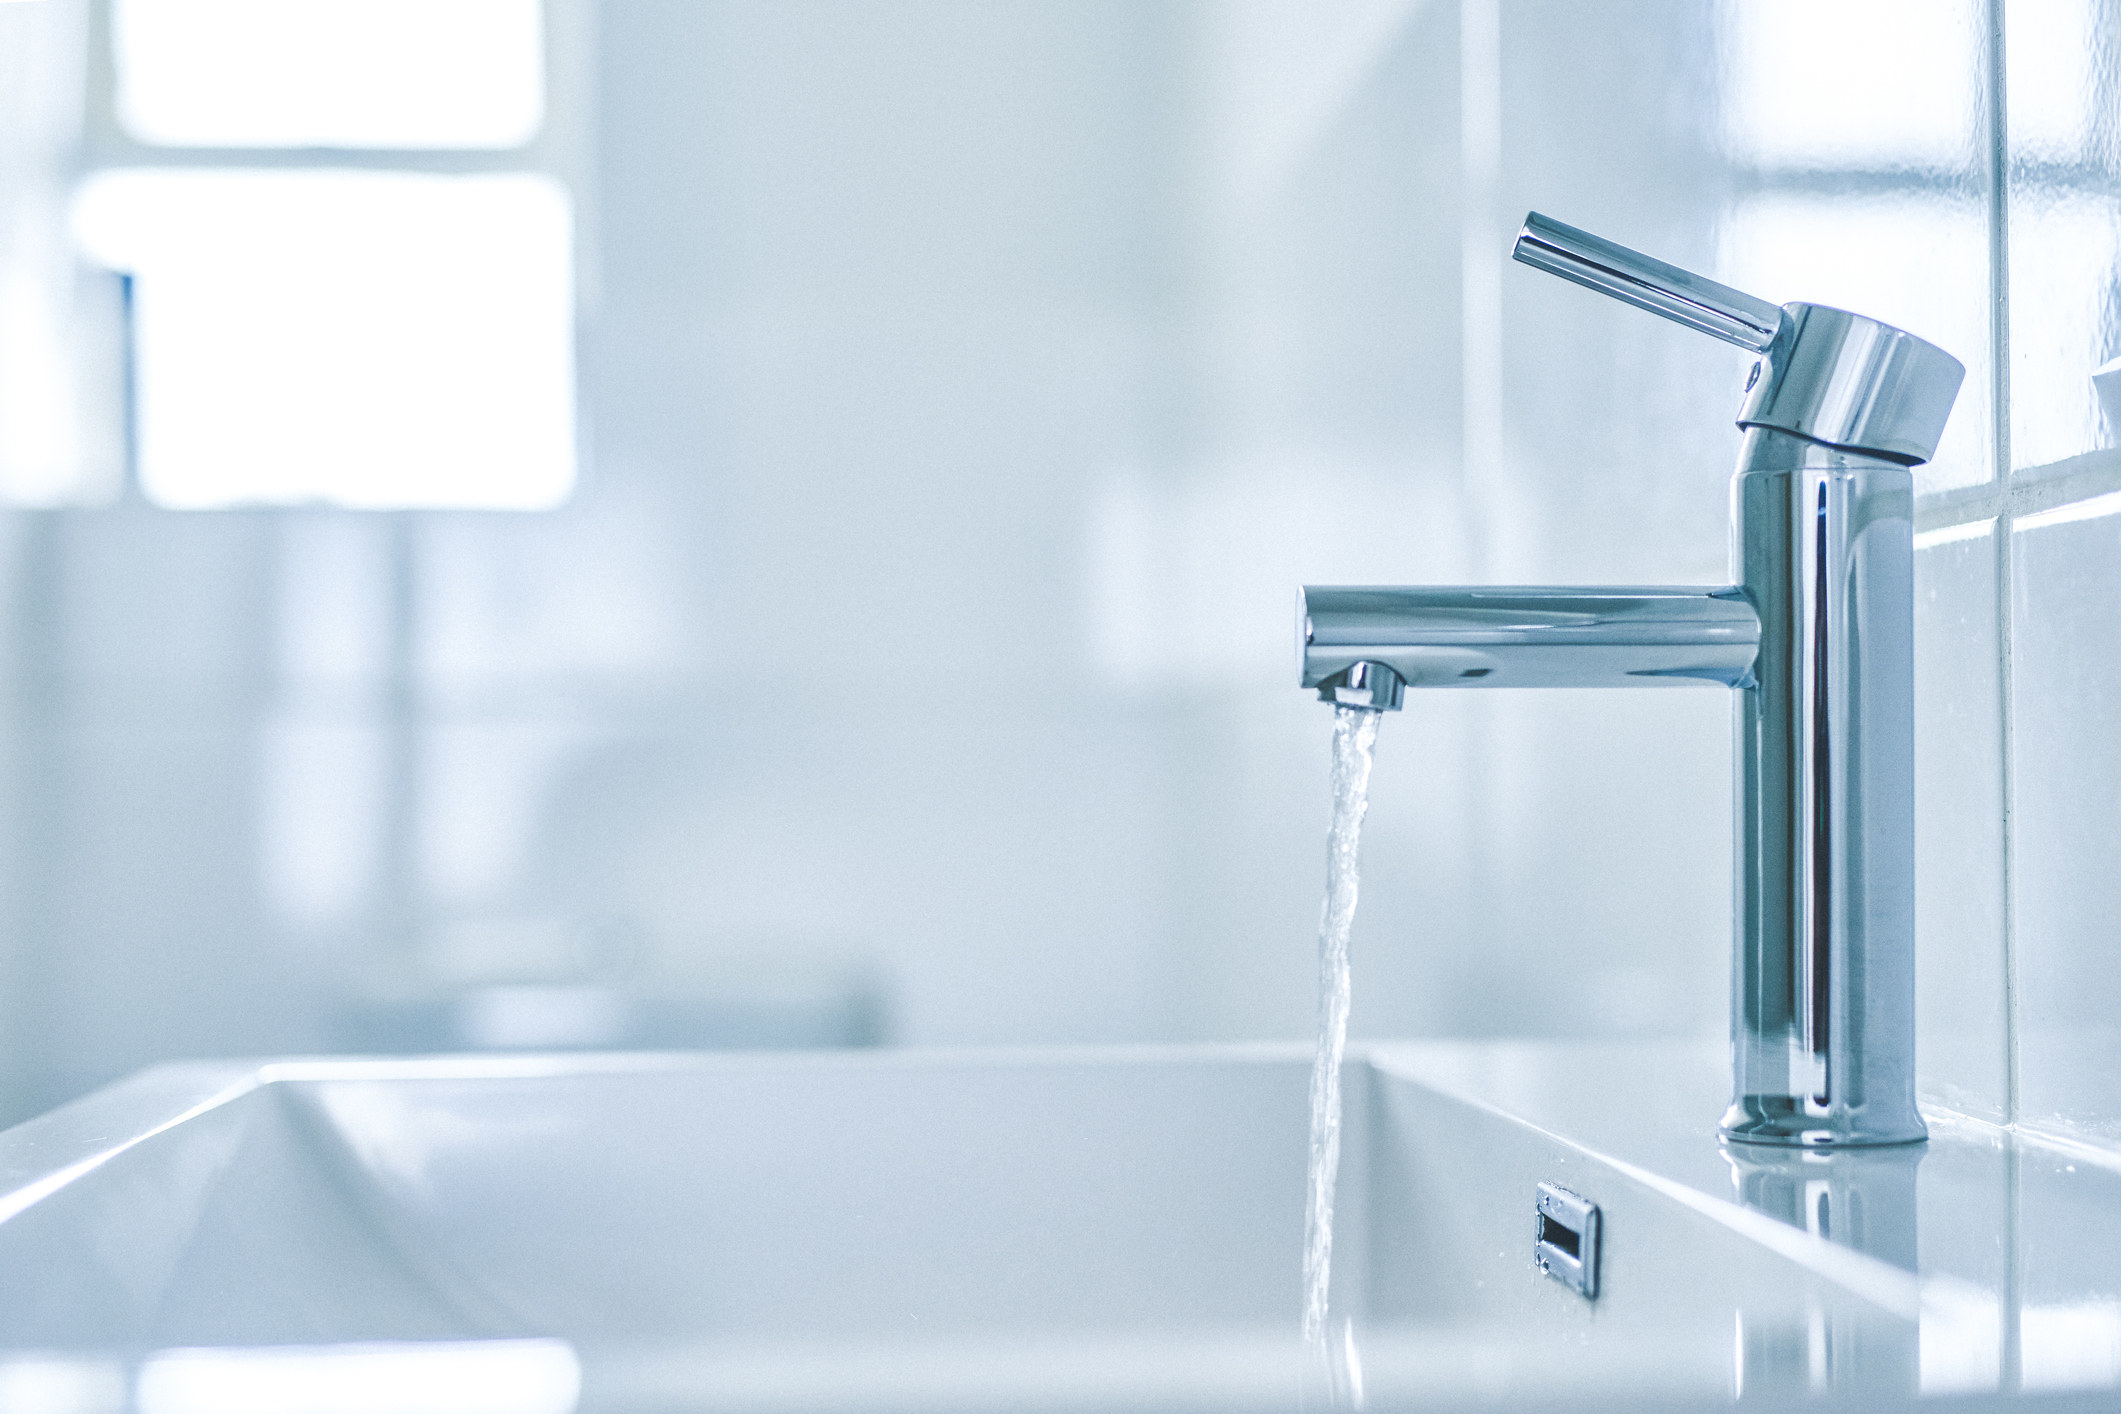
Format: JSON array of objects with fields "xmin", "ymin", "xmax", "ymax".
[
  {"xmin": 1516, "ymin": 211, "xmax": 1963, "ymax": 465},
  {"xmin": 1301, "ymin": 587, "xmax": 1760, "ymax": 691},
  {"xmin": 1515, "ymin": 211, "xmax": 1783, "ymax": 352},
  {"xmin": 1741, "ymin": 305, "xmax": 1964, "ymax": 467},
  {"xmin": 135, "ymin": 1340, "xmax": 580, "ymax": 1414},
  {"xmin": 1301, "ymin": 215, "xmax": 1961, "ymax": 1147},
  {"xmin": 1721, "ymin": 431, "xmax": 1922, "ymax": 1146}
]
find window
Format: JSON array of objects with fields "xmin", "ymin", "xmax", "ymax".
[
  {"xmin": 0, "ymin": 0, "xmax": 128, "ymax": 506},
  {"xmin": 73, "ymin": 0, "xmax": 578, "ymax": 509},
  {"xmin": 113, "ymin": 0, "xmax": 544, "ymax": 149}
]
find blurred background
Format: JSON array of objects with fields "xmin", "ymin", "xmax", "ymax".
[{"xmin": 0, "ymin": 0, "xmax": 2112, "ymax": 1143}]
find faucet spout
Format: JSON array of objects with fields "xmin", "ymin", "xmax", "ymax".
[{"xmin": 1300, "ymin": 586, "xmax": 1760, "ymax": 693}]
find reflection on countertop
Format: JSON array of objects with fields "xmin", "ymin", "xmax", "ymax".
[{"xmin": 1368, "ymin": 1039, "xmax": 2121, "ymax": 1401}]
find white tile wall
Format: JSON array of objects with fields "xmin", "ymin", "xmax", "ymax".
[
  {"xmin": 1892, "ymin": 0, "xmax": 2121, "ymax": 1155},
  {"xmin": 2010, "ymin": 494, "xmax": 2121, "ymax": 1143},
  {"xmin": 1914, "ymin": 521, "xmax": 2008, "ymax": 1122},
  {"xmin": 1951, "ymin": 0, "xmax": 2121, "ymax": 1155}
]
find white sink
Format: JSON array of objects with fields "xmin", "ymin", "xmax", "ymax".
[{"xmin": 0, "ymin": 1044, "xmax": 2110, "ymax": 1413}]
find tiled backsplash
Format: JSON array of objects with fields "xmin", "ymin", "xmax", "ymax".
[
  {"xmin": 2004, "ymin": 489, "xmax": 2121, "ymax": 1145},
  {"xmin": 1905, "ymin": 1, "xmax": 2121, "ymax": 1153},
  {"xmin": 1913, "ymin": 518, "xmax": 2009, "ymax": 1124}
]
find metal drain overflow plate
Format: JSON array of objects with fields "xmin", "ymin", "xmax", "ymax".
[{"xmin": 1534, "ymin": 1182, "xmax": 1601, "ymax": 1298}]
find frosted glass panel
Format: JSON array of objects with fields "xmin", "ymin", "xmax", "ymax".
[
  {"xmin": 1720, "ymin": 0, "xmax": 1980, "ymax": 171},
  {"xmin": 2007, "ymin": 0, "xmax": 2097, "ymax": 165},
  {"xmin": 114, "ymin": 0, "xmax": 543, "ymax": 149},
  {"xmin": 74, "ymin": 169, "xmax": 575, "ymax": 509},
  {"xmin": 2004, "ymin": 0, "xmax": 2121, "ymax": 472},
  {"xmin": 2006, "ymin": 194, "xmax": 2121, "ymax": 469}
]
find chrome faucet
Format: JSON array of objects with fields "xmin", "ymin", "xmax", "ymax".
[{"xmin": 1302, "ymin": 214, "xmax": 1964, "ymax": 1147}]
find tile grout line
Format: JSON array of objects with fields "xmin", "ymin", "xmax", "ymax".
[
  {"xmin": 1986, "ymin": 0, "xmax": 2023, "ymax": 1392},
  {"xmin": 1457, "ymin": 0, "xmax": 1504, "ymax": 925},
  {"xmin": 1457, "ymin": 0, "xmax": 1503, "ymax": 583},
  {"xmin": 1915, "ymin": 448, "xmax": 2121, "ymax": 535},
  {"xmin": 1987, "ymin": 0, "xmax": 2020, "ymax": 1147}
]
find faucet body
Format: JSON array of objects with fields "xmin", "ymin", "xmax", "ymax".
[
  {"xmin": 1726, "ymin": 428, "xmax": 1918, "ymax": 1145},
  {"xmin": 1301, "ymin": 215, "xmax": 1961, "ymax": 1147}
]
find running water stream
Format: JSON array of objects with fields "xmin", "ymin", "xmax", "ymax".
[{"xmin": 1302, "ymin": 704, "xmax": 1384, "ymax": 1396}]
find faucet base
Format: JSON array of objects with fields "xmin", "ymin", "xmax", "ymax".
[{"xmin": 1719, "ymin": 1095, "xmax": 1928, "ymax": 1149}]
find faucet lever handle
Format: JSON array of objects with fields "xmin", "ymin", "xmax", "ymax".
[{"xmin": 1513, "ymin": 212, "xmax": 1783, "ymax": 354}]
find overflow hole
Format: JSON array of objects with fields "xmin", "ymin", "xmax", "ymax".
[{"xmin": 1538, "ymin": 1213, "xmax": 1580, "ymax": 1260}]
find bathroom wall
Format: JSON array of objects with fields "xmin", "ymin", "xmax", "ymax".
[
  {"xmin": 0, "ymin": 0, "xmax": 2117, "ymax": 1159},
  {"xmin": 0, "ymin": 0, "xmax": 1216, "ymax": 1117},
  {"xmin": 1987, "ymin": 0, "xmax": 2121, "ymax": 1148}
]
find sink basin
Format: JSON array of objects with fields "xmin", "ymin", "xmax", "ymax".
[{"xmin": 0, "ymin": 1044, "xmax": 2111, "ymax": 1412}]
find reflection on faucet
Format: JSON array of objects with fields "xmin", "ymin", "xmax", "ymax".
[
  {"xmin": 1300, "ymin": 586, "xmax": 1760, "ymax": 691},
  {"xmin": 1302, "ymin": 213, "xmax": 1965, "ymax": 1147}
]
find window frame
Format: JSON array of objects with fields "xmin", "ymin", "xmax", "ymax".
[{"xmin": 74, "ymin": 0, "xmax": 596, "ymax": 511}]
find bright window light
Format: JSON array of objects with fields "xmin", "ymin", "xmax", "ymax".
[
  {"xmin": 136, "ymin": 1340, "xmax": 580, "ymax": 1414},
  {"xmin": 1720, "ymin": 0, "xmax": 1978, "ymax": 171},
  {"xmin": 113, "ymin": 0, "xmax": 543, "ymax": 149},
  {"xmin": 2007, "ymin": 0, "xmax": 2096, "ymax": 162},
  {"xmin": 0, "ymin": 260, "xmax": 93, "ymax": 504},
  {"xmin": 0, "ymin": 1356, "xmax": 127, "ymax": 1414},
  {"xmin": 73, "ymin": 169, "xmax": 576, "ymax": 510},
  {"xmin": 2006, "ymin": 194, "xmax": 2121, "ymax": 469}
]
